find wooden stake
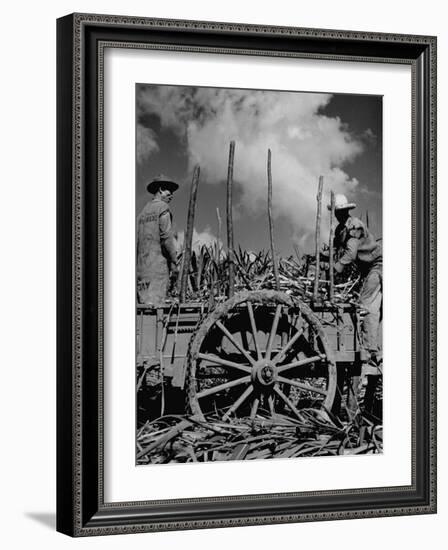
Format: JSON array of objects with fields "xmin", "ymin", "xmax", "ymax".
[
  {"xmin": 179, "ymin": 165, "xmax": 200, "ymax": 302},
  {"xmin": 267, "ymin": 149, "xmax": 280, "ymax": 291},
  {"xmin": 329, "ymin": 190, "xmax": 335, "ymax": 302},
  {"xmin": 216, "ymin": 207, "xmax": 222, "ymax": 251},
  {"xmin": 226, "ymin": 141, "xmax": 235, "ymax": 297},
  {"xmin": 313, "ymin": 175, "xmax": 324, "ymax": 302},
  {"xmin": 212, "ymin": 207, "xmax": 222, "ymax": 305}
]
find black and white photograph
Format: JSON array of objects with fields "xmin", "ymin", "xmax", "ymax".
[
  {"xmin": 135, "ymin": 84, "xmax": 383, "ymax": 464},
  {"xmin": 0, "ymin": 0, "xmax": 442, "ymax": 545}
]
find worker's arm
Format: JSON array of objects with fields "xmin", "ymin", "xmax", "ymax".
[
  {"xmin": 159, "ymin": 211, "xmax": 178, "ymax": 267},
  {"xmin": 334, "ymin": 237, "xmax": 360, "ymax": 273}
]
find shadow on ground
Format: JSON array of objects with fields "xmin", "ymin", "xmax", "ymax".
[{"xmin": 25, "ymin": 512, "xmax": 56, "ymax": 530}]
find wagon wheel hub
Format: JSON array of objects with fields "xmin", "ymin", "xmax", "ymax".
[{"xmin": 252, "ymin": 360, "xmax": 277, "ymax": 387}]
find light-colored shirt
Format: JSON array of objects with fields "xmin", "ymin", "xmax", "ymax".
[
  {"xmin": 334, "ymin": 216, "xmax": 382, "ymax": 275},
  {"xmin": 137, "ymin": 198, "xmax": 177, "ymax": 281}
]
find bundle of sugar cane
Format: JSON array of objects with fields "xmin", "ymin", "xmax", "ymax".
[{"xmin": 171, "ymin": 242, "xmax": 361, "ymax": 306}]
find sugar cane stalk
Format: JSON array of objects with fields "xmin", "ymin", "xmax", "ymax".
[
  {"xmin": 179, "ymin": 165, "xmax": 200, "ymax": 302},
  {"xmin": 329, "ymin": 190, "xmax": 335, "ymax": 302},
  {"xmin": 267, "ymin": 149, "xmax": 280, "ymax": 291},
  {"xmin": 313, "ymin": 175, "xmax": 324, "ymax": 302},
  {"xmin": 226, "ymin": 141, "xmax": 235, "ymax": 297},
  {"xmin": 216, "ymin": 207, "xmax": 222, "ymax": 253}
]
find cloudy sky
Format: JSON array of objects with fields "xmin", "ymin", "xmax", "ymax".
[{"xmin": 136, "ymin": 84, "xmax": 382, "ymax": 256}]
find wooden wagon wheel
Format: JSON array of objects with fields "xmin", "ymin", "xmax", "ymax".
[{"xmin": 187, "ymin": 290, "xmax": 337, "ymax": 422}]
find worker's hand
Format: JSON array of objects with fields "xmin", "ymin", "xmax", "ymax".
[
  {"xmin": 320, "ymin": 261, "xmax": 330, "ymax": 270},
  {"xmin": 168, "ymin": 266, "xmax": 179, "ymax": 295}
]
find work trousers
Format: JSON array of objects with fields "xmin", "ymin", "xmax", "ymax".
[
  {"xmin": 359, "ymin": 268, "xmax": 382, "ymax": 362},
  {"xmin": 137, "ymin": 252, "xmax": 170, "ymax": 307},
  {"xmin": 137, "ymin": 275, "xmax": 169, "ymax": 307}
]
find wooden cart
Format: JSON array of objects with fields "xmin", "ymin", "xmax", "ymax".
[
  {"xmin": 137, "ymin": 143, "xmax": 376, "ymax": 423},
  {"xmin": 137, "ymin": 289, "xmax": 367, "ymax": 422}
]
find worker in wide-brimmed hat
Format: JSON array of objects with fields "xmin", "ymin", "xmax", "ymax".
[
  {"xmin": 137, "ymin": 175, "xmax": 179, "ymax": 306},
  {"xmin": 329, "ymin": 194, "xmax": 383, "ymax": 384}
]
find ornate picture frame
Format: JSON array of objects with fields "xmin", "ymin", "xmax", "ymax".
[{"xmin": 56, "ymin": 13, "xmax": 436, "ymax": 536}]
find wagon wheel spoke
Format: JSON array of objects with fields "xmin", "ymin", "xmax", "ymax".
[
  {"xmin": 222, "ymin": 385, "xmax": 254, "ymax": 421},
  {"xmin": 196, "ymin": 376, "xmax": 251, "ymax": 399},
  {"xmin": 250, "ymin": 397, "xmax": 260, "ymax": 420},
  {"xmin": 215, "ymin": 320, "xmax": 256, "ymax": 366},
  {"xmin": 268, "ymin": 395, "xmax": 275, "ymax": 416},
  {"xmin": 240, "ymin": 328, "xmax": 251, "ymax": 355},
  {"xmin": 271, "ymin": 326, "xmax": 304, "ymax": 365},
  {"xmin": 246, "ymin": 301, "xmax": 262, "ymax": 360},
  {"xmin": 276, "ymin": 354, "xmax": 325, "ymax": 374},
  {"xmin": 277, "ymin": 375, "xmax": 328, "ymax": 396},
  {"xmin": 265, "ymin": 304, "xmax": 282, "ymax": 360},
  {"xmin": 273, "ymin": 385, "xmax": 303, "ymax": 422},
  {"xmin": 198, "ymin": 353, "xmax": 252, "ymax": 374}
]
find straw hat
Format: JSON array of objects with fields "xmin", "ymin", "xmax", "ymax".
[
  {"xmin": 146, "ymin": 174, "xmax": 179, "ymax": 194},
  {"xmin": 327, "ymin": 194, "xmax": 356, "ymax": 211}
]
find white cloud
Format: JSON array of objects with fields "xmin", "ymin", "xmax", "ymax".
[
  {"xmin": 137, "ymin": 86, "xmax": 364, "ymax": 247},
  {"xmin": 362, "ymin": 127, "xmax": 377, "ymax": 144},
  {"xmin": 176, "ymin": 226, "xmax": 221, "ymax": 252},
  {"xmin": 136, "ymin": 124, "xmax": 159, "ymax": 164}
]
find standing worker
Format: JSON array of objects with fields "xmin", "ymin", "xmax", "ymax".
[
  {"xmin": 329, "ymin": 194, "xmax": 382, "ymax": 384},
  {"xmin": 137, "ymin": 174, "xmax": 179, "ymax": 306}
]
